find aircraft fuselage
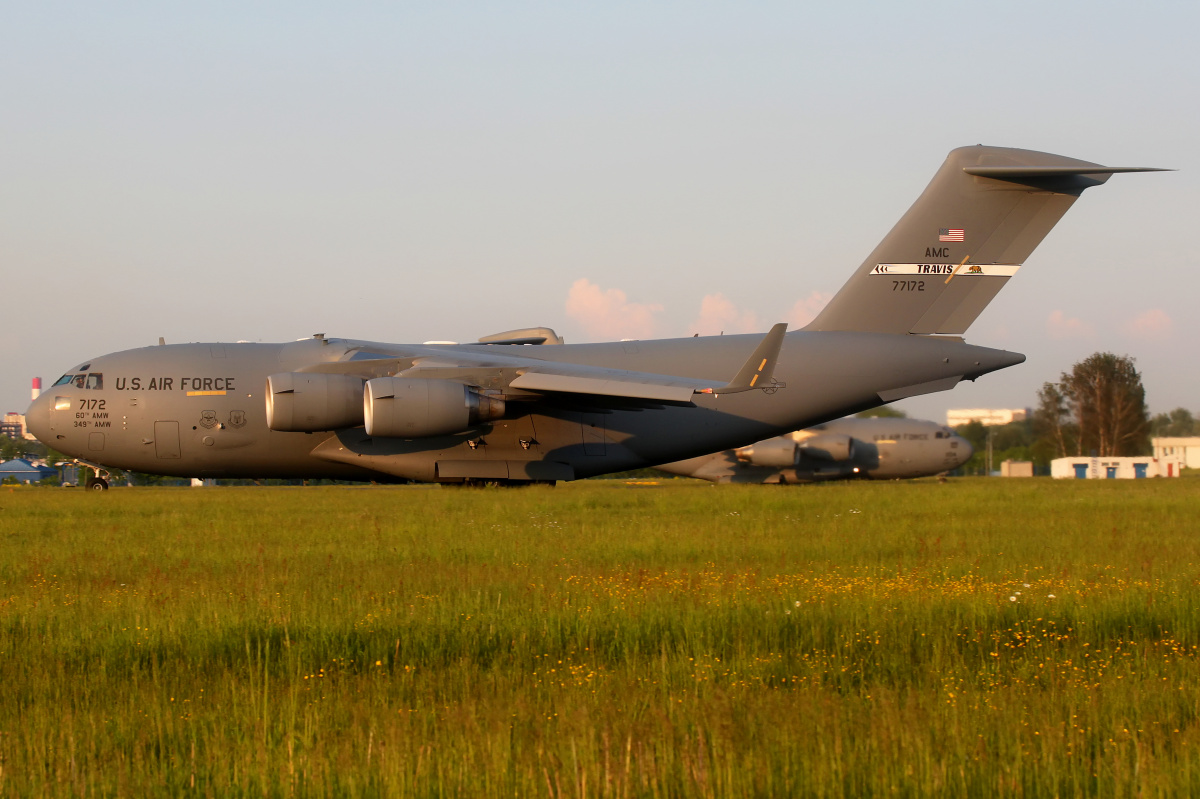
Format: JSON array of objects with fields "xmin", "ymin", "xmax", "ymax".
[
  {"xmin": 27, "ymin": 331, "xmax": 1019, "ymax": 483},
  {"xmin": 657, "ymin": 417, "xmax": 974, "ymax": 484}
]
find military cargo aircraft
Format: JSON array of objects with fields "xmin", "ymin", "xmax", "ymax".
[
  {"xmin": 26, "ymin": 145, "xmax": 1163, "ymax": 489},
  {"xmin": 656, "ymin": 416, "xmax": 973, "ymax": 484}
]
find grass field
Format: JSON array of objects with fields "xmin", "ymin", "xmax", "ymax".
[{"xmin": 2, "ymin": 478, "xmax": 1200, "ymax": 797}]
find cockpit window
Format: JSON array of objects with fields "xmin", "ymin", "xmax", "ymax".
[{"xmin": 52, "ymin": 373, "xmax": 103, "ymax": 389}]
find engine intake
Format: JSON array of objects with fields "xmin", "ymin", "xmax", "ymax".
[
  {"xmin": 364, "ymin": 378, "xmax": 505, "ymax": 438},
  {"xmin": 266, "ymin": 372, "xmax": 365, "ymax": 432}
]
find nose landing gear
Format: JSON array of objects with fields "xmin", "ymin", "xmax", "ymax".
[{"xmin": 74, "ymin": 460, "xmax": 112, "ymax": 491}]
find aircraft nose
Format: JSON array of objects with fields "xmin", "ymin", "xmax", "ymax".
[
  {"xmin": 954, "ymin": 435, "xmax": 974, "ymax": 466},
  {"xmin": 25, "ymin": 392, "xmax": 53, "ymax": 444}
]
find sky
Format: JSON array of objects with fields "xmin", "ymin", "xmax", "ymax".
[{"xmin": 3, "ymin": 0, "xmax": 1198, "ymax": 423}]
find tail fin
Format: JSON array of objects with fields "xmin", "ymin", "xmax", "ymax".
[{"xmin": 805, "ymin": 145, "xmax": 1166, "ymax": 335}]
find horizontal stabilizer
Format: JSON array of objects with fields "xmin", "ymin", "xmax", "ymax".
[
  {"xmin": 963, "ymin": 165, "xmax": 1172, "ymax": 194},
  {"xmin": 964, "ymin": 165, "xmax": 1170, "ymax": 177}
]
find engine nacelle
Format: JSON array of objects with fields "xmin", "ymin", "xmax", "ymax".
[
  {"xmin": 798, "ymin": 433, "xmax": 855, "ymax": 462},
  {"xmin": 364, "ymin": 378, "xmax": 505, "ymax": 438},
  {"xmin": 735, "ymin": 437, "xmax": 799, "ymax": 468},
  {"xmin": 265, "ymin": 372, "xmax": 365, "ymax": 432}
]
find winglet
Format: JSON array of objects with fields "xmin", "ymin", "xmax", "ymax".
[{"xmin": 697, "ymin": 323, "xmax": 788, "ymax": 395}]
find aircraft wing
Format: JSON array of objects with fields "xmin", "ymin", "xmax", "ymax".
[{"xmin": 297, "ymin": 324, "xmax": 788, "ymax": 404}]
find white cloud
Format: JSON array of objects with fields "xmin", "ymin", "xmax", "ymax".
[
  {"xmin": 1121, "ymin": 308, "xmax": 1173, "ymax": 340},
  {"xmin": 564, "ymin": 278, "xmax": 663, "ymax": 340},
  {"xmin": 785, "ymin": 291, "xmax": 833, "ymax": 329},
  {"xmin": 688, "ymin": 293, "xmax": 760, "ymax": 336},
  {"xmin": 1046, "ymin": 309, "xmax": 1094, "ymax": 340},
  {"xmin": 684, "ymin": 290, "xmax": 834, "ymax": 337}
]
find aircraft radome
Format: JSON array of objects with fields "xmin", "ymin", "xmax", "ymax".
[
  {"xmin": 656, "ymin": 416, "xmax": 973, "ymax": 484},
  {"xmin": 27, "ymin": 145, "xmax": 1165, "ymax": 489}
]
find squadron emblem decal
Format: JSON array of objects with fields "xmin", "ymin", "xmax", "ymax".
[{"xmin": 228, "ymin": 410, "xmax": 247, "ymax": 428}]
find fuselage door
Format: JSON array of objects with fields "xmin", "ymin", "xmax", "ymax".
[{"xmin": 154, "ymin": 421, "xmax": 182, "ymax": 459}]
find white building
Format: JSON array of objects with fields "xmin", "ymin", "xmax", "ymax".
[
  {"xmin": 1, "ymin": 412, "xmax": 28, "ymax": 440},
  {"xmin": 1051, "ymin": 456, "xmax": 1182, "ymax": 479},
  {"xmin": 1000, "ymin": 460, "xmax": 1034, "ymax": 477},
  {"xmin": 1152, "ymin": 438, "xmax": 1200, "ymax": 470},
  {"xmin": 947, "ymin": 408, "xmax": 1028, "ymax": 427}
]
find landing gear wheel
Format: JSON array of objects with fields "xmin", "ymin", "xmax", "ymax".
[{"xmin": 88, "ymin": 478, "xmax": 109, "ymax": 491}]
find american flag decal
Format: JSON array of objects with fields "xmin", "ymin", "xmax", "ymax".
[{"xmin": 939, "ymin": 228, "xmax": 965, "ymax": 242}]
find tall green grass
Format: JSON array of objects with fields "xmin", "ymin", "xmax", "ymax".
[{"xmin": 2, "ymin": 478, "xmax": 1199, "ymax": 796}]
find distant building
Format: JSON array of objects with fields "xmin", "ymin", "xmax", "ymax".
[
  {"xmin": 0, "ymin": 458, "xmax": 57, "ymax": 484},
  {"xmin": 1152, "ymin": 438, "xmax": 1200, "ymax": 470},
  {"xmin": 1051, "ymin": 456, "xmax": 1181, "ymax": 479},
  {"xmin": 1000, "ymin": 460, "xmax": 1034, "ymax": 477},
  {"xmin": 947, "ymin": 408, "xmax": 1028, "ymax": 427},
  {"xmin": 1, "ymin": 412, "xmax": 25, "ymax": 440}
]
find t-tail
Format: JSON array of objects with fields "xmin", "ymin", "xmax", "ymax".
[{"xmin": 805, "ymin": 145, "xmax": 1167, "ymax": 335}]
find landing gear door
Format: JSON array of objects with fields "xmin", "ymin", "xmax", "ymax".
[{"xmin": 154, "ymin": 421, "xmax": 181, "ymax": 459}]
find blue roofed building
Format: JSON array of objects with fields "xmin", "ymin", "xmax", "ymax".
[{"xmin": 0, "ymin": 458, "xmax": 58, "ymax": 484}]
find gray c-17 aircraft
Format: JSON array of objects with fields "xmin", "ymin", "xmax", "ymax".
[
  {"xmin": 26, "ymin": 145, "xmax": 1164, "ymax": 489},
  {"xmin": 655, "ymin": 416, "xmax": 973, "ymax": 484}
]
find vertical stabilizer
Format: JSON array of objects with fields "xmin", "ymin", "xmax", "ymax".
[{"xmin": 805, "ymin": 146, "xmax": 1165, "ymax": 335}]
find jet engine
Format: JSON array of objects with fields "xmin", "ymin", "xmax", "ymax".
[
  {"xmin": 364, "ymin": 378, "xmax": 505, "ymax": 438},
  {"xmin": 265, "ymin": 372, "xmax": 365, "ymax": 432},
  {"xmin": 798, "ymin": 433, "xmax": 855, "ymax": 461},
  {"xmin": 734, "ymin": 437, "xmax": 799, "ymax": 467}
]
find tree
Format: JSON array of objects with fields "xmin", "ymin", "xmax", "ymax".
[
  {"xmin": 1033, "ymin": 382, "xmax": 1076, "ymax": 459},
  {"xmin": 954, "ymin": 418, "xmax": 1037, "ymax": 473},
  {"xmin": 1150, "ymin": 408, "xmax": 1198, "ymax": 438},
  {"xmin": 1059, "ymin": 353, "xmax": 1150, "ymax": 457},
  {"xmin": 0, "ymin": 434, "xmax": 38, "ymax": 462}
]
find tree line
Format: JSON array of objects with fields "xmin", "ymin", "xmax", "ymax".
[{"xmin": 951, "ymin": 352, "xmax": 1196, "ymax": 474}]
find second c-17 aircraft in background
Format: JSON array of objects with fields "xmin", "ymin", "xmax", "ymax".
[
  {"xmin": 656, "ymin": 416, "xmax": 973, "ymax": 484},
  {"xmin": 27, "ymin": 145, "xmax": 1164, "ymax": 488}
]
